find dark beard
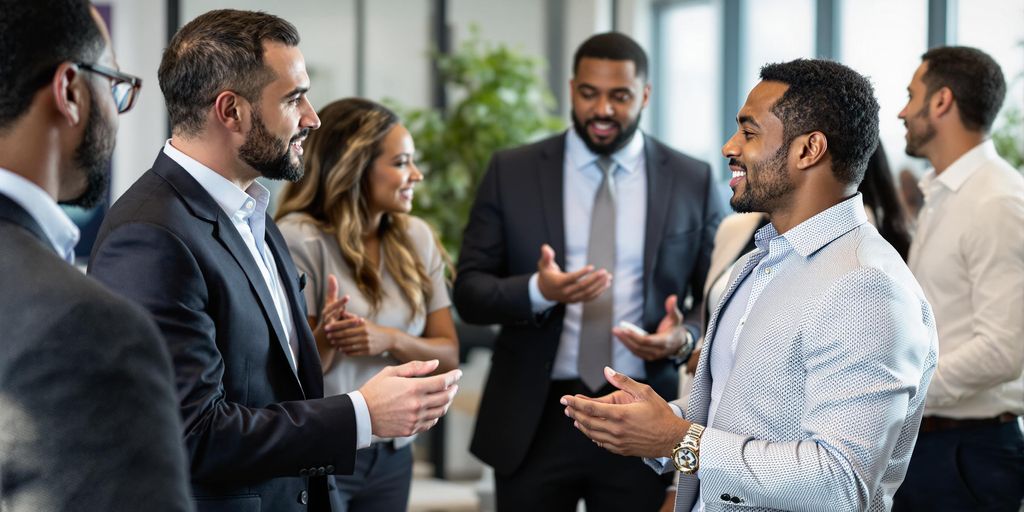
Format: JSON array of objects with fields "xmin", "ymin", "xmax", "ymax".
[
  {"xmin": 730, "ymin": 142, "xmax": 793, "ymax": 213},
  {"xmin": 904, "ymin": 103, "xmax": 936, "ymax": 158},
  {"xmin": 571, "ymin": 110, "xmax": 642, "ymax": 156},
  {"xmin": 239, "ymin": 108, "xmax": 307, "ymax": 182},
  {"xmin": 61, "ymin": 94, "xmax": 113, "ymax": 209}
]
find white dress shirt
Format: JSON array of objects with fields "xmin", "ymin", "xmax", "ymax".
[
  {"xmin": 0, "ymin": 167, "xmax": 80, "ymax": 263},
  {"xmin": 528, "ymin": 129, "xmax": 648, "ymax": 380},
  {"xmin": 162, "ymin": 141, "xmax": 372, "ymax": 448},
  {"xmin": 909, "ymin": 139, "xmax": 1024, "ymax": 418}
]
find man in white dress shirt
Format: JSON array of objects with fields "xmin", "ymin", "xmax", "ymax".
[{"xmin": 892, "ymin": 46, "xmax": 1024, "ymax": 511}]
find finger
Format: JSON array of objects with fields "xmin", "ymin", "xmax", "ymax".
[
  {"xmin": 325, "ymin": 317, "xmax": 363, "ymax": 332},
  {"xmin": 564, "ymin": 269, "xmax": 609, "ymax": 300},
  {"xmin": 390, "ymin": 359, "xmax": 441, "ymax": 378},
  {"xmin": 327, "ymin": 326, "xmax": 366, "ymax": 342},
  {"xmin": 561, "ymin": 264, "xmax": 596, "ymax": 284},
  {"xmin": 419, "ymin": 369, "xmax": 463, "ymax": 393},
  {"xmin": 420, "ymin": 384, "xmax": 460, "ymax": 410},
  {"xmin": 612, "ymin": 327, "xmax": 644, "ymax": 346},
  {"xmin": 321, "ymin": 295, "xmax": 348, "ymax": 321},
  {"xmin": 664, "ymin": 294, "xmax": 683, "ymax": 324},
  {"xmin": 326, "ymin": 274, "xmax": 339, "ymax": 303},
  {"xmin": 604, "ymin": 367, "xmax": 649, "ymax": 399},
  {"xmin": 538, "ymin": 244, "xmax": 556, "ymax": 269}
]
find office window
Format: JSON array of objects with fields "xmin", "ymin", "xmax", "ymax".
[
  {"xmin": 740, "ymin": 0, "xmax": 815, "ymax": 96},
  {"xmin": 657, "ymin": 1, "xmax": 723, "ymax": 172},
  {"xmin": 840, "ymin": 0, "xmax": 929, "ymax": 174},
  {"xmin": 958, "ymin": 0, "xmax": 1024, "ymax": 143}
]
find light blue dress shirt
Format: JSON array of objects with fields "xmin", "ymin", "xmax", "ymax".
[
  {"xmin": 528, "ymin": 129, "xmax": 649, "ymax": 380},
  {"xmin": 162, "ymin": 141, "xmax": 372, "ymax": 449},
  {"xmin": 0, "ymin": 167, "xmax": 80, "ymax": 263}
]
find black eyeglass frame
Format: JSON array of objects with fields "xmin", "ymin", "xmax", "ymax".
[{"xmin": 76, "ymin": 62, "xmax": 142, "ymax": 113}]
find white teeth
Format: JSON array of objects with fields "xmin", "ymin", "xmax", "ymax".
[{"xmin": 732, "ymin": 170, "xmax": 746, "ymax": 179}]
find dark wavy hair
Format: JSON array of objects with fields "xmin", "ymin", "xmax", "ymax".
[
  {"xmin": 859, "ymin": 143, "xmax": 912, "ymax": 261},
  {"xmin": 921, "ymin": 46, "xmax": 1006, "ymax": 132},
  {"xmin": 760, "ymin": 59, "xmax": 880, "ymax": 185},
  {"xmin": 573, "ymin": 32, "xmax": 649, "ymax": 82}
]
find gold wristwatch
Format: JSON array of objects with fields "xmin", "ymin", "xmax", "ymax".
[{"xmin": 671, "ymin": 423, "xmax": 705, "ymax": 474}]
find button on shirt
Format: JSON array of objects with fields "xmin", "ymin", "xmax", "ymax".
[
  {"xmin": 0, "ymin": 167, "xmax": 80, "ymax": 263},
  {"xmin": 909, "ymin": 140, "xmax": 1024, "ymax": 418},
  {"xmin": 528, "ymin": 129, "xmax": 648, "ymax": 380},
  {"xmin": 162, "ymin": 141, "xmax": 373, "ymax": 448}
]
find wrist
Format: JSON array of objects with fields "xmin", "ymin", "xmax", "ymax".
[{"xmin": 671, "ymin": 327, "xmax": 695, "ymax": 361}]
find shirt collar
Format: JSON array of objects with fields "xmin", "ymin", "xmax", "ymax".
[
  {"xmin": 919, "ymin": 139, "xmax": 998, "ymax": 193},
  {"xmin": 566, "ymin": 127, "xmax": 645, "ymax": 175},
  {"xmin": 0, "ymin": 167, "xmax": 80, "ymax": 262},
  {"xmin": 754, "ymin": 193, "xmax": 868, "ymax": 258},
  {"xmin": 162, "ymin": 140, "xmax": 270, "ymax": 222}
]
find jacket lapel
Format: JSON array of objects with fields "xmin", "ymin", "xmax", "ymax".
[
  {"xmin": 642, "ymin": 136, "xmax": 673, "ymax": 290},
  {"xmin": 0, "ymin": 194, "xmax": 50, "ymax": 248},
  {"xmin": 266, "ymin": 220, "xmax": 323, "ymax": 399},
  {"xmin": 153, "ymin": 154, "xmax": 300, "ymax": 391},
  {"xmin": 538, "ymin": 134, "xmax": 567, "ymax": 266}
]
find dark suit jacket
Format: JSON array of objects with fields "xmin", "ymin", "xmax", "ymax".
[
  {"xmin": 88, "ymin": 152, "xmax": 356, "ymax": 512},
  {"xmin": 454, "ymin": 132, "xmax": 727, "ymax": 475},
  {"xmin": 0, "ymin": 193, "xmax": 192, "ymax": 511}
]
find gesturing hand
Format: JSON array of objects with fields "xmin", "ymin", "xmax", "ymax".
[
  {"xmin": 561, "ymin": 367, "xmax": 690, "ymax": 458},
  {"xmin": 613, "ymin": 295, "xmax": 689, "ymax": 361},
  {"xmin": 359, "ymin": 360, "xmax": 462, "ymax": 438},
  {"xmin": 325, "ymin": 316, "xmax": 393, "ymax": 357},
  {"xmin": 536, "ymin": 244, "xmax": 612, "ymax": 304}
]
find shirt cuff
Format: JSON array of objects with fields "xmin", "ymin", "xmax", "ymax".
[
  {"xmin": 669, "ymin": 403, "xmax": 684, "ymax": 418},
  {"xmin": 528, "ymin": 272, "xmax": 558, "ymax": 313},
  {"xmin": 347, "ymin": 390, "xmax": 373, "ymax": 449}
]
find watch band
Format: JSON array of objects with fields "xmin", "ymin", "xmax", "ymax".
[{"xmin": 672, "ymin": 327, "xmax": 696, "ymax": 361}]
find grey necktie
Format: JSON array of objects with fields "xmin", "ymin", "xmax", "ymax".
[{"xmin": 578, "ymin": 156, "xmax": 617, "ymax": 392}]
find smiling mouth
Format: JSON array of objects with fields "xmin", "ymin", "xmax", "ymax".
[
  {"xmin": 289, "ymin": 138, "xmax": 304, "ymax": 156},
  {"xmin": 399, "ymin": 188, "xmax": 414, "ymax": 201},
  {"xmin": 588, "ymin": 120, "xmax": 619, "ymax": 138},
  {"xmin": 729, "ymin": 167, "xmax": 746, "ymax": 189}
]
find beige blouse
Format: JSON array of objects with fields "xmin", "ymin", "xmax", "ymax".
[{"xmin": 278, "ymin": 213, "xmax": 451, "ymax": 445}]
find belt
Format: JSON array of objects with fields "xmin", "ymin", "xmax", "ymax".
[{"xmin": 919, "ymin": 412, "xmax": 1018, "ymax": 433}]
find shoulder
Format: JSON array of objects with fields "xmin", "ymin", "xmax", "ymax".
[
  {"xmin": 644, "ymin": 134, "xmax": 712, "ymax": 174},
  {"xmin": 404, "ymin": 215, "xmax": 442, "ymax": 253},
  {"xmin": 962, "ymin": 159, "xmax": 1024, "ymax": 205},
  {"xmin": 490, "ymin": 133, "xmax": 565, "ymax": 167},
  {"xmin": 277, "ymin": 212, "xmax": 327, "ymax": 241}
]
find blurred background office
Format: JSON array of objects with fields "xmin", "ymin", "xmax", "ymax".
[{"xmin": 78, "ymin": 0, "xmax": 1023, "ymax": 510}]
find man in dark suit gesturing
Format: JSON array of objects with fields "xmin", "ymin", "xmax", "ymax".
[
  {"xmin": 0, "ymin": 1, "xmax": 191, "ymax": 510},
  {"xmin": 454, "ymin": 32, "xmax": 726, "ymax": 511},
  {"xmin": 88, "ymin": 10, "xmax": 460, "ymax": 512}
]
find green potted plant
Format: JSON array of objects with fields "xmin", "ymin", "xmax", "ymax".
[{"xmin": 393, "ymin": 30, "xmax": 564, "ymax": 257}]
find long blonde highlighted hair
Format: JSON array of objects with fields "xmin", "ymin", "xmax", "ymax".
[{"xmin": 276, "ymin": 98, "xmax": 449, "ymax": 318}]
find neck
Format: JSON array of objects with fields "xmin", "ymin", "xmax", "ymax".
[
  {"xmin": 927, "ymin": 130, "xmax": 985, "ymax": 175},
  {"xmin": 768, "ymin": 184, "xmax": 856, "ymax": 234},
  {"xmin": 365, "ymin": 209, "xmax": 384, "ymax": 239},
  {"xmin": 0, "ymin": 117, "xmax": 65, "ymax": 202},
  {"xmin": 170, "ymin": 134, "xmax": 258, "ymax": 190}
]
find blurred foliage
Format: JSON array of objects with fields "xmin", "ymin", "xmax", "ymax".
[
  {"xmin": 992, "ymin": 104, "xmax": 1023, "ymax": 171},
  {"xmin": 391, "ymin": 29, "xmax": 564, "ymax": 257}
]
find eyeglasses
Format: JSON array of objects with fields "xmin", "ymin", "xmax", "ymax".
[{"xmin": 76, "ymin": 62, "xmax": 142, "ymax": 114}]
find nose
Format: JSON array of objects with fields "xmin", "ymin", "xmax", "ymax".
[
  {"xmin": 722, "ymin": 131, "xmax": 741, "ymax": 159},
  {"xmin": 897, "ymin": 104, "xmax": 908, "ymax": 120},
  {"xmin": 301, "ymin": 96, "xmax": 321, "ymax": 130},
  {"xmin": 409, "ymin": 164, "xmax": 424, "ymax": 182},
  {"xmin": 595, "ymin": 95, "xmax": 613, "ymax": 117}
]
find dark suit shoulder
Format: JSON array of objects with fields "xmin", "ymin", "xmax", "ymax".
[
  {"xmin": 489, "ymin": 133, "xmax": 565, "ymax": 170},
  {"xmin": 644, "ymin": 134, "xmax": 712, "ymax": 175}
]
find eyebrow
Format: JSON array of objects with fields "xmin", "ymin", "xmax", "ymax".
[
  {"xmin": 737, "ymin": 114, "xmax": 761, "ymax": 128},
  {"xmin": 282, "ymin": 86, "xmax": 309, "ymax": 100}
]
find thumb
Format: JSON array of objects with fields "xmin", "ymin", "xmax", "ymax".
[
  {"xmin": 538, "ymin": 244, "xmax": 556, "ymax": 269},
  {"xmin": 604, "ymin": 366, "xmax": 644, "ymax": 399},
  {"xmin": 664, "ymin": 294, "xmax": 683, "ymax": 324},
  {"xmin": 390, "ymin": 359, "xmax": 440, "ymax": 378}
]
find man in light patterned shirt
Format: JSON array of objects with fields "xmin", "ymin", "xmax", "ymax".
[
  {"xmin": 562, "ymin": 59, "xmax": 938, "ymax": 512},
  {"xmin": 892, "ymin": 46, "xmax": 1024, "ymax": 511}
]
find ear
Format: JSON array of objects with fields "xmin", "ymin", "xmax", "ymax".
[
  {"xmin": 641, "ymin": 83, "xmax": 652, "ymax": 109},
  {"xmin": 794, "ymin": 131, "xmax": 828, "ymax": 170},
  {"xmin": 51, "ymin": 63, "xmax": 86, "ymax": 127},
  {"xmin": 212, "ymin": 90, "xmax": 248, "ymax": 132},
  {"xmin": 929, "ymin": 86, "xmax": 954, "ymax": 118}
]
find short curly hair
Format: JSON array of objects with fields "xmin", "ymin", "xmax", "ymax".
[
  {"xmin": 760, "ymin": 59, "xmax": 879, "ymax": 185},
  {"xmin": 921, "ymin": 46, "xmax": 1006, "ymax": 132}
]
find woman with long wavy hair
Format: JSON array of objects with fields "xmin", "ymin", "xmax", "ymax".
[{"xmin": 276, "ymin": 98, "xmax": 458, "ymax": 512}]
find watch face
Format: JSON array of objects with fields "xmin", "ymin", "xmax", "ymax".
[{"xmin": 674, "ymin": 448, "xmax": 697, "ymax": 468}]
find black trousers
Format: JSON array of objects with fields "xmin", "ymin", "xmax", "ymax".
[
  {"xmin": 329, "ymin": 442, "xmax": 412, "ymax": 512},
  {"xmin": 893, "ymin": 419, "xmax": 1024, "ymax": 511},
  {"xmin": 495, "ymin": 379, "xmax": 671, "ymax": 512}
]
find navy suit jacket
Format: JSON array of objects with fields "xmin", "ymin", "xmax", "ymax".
[
  {"xmin": 89, "ymin": 152, "xmax": 356, "ymax": 512},
  {"xmin": 454, "ymin": 133, "xmax": 727, "ymax": 475}
]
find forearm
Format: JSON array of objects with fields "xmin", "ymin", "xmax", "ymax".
[
  {"xmin": 387, "ymin": 330, "xmax": 459, "ymax": 373},
  {"xmin": 452, "ymin": 271, "xmax": 535, "ymax": 325},
  {"xmin": 927, "ymin": 330, "xmax": 1024, "ymax": 407}
]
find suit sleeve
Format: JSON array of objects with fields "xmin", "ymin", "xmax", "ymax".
[
  {"xmin": 1, "ymin": 297, "xmax": 192, "ymax": 511},
  {"xmin": 453, "ymin": 154, "xmax": 537, "ymax": 326},
  {"xmin": 682, "ymin": 165, "xmax": 727, "ymax": 340},
  {"xmin": 89, "ymin": 222, "xmax": 357, "ymax": 482},
  {"xmin": 693, "ymin": 268, "xmax": 935, "ymax": 511}
]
